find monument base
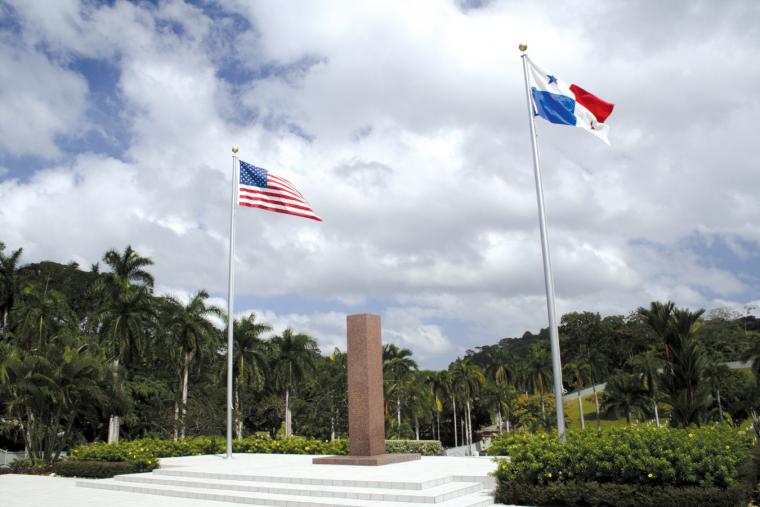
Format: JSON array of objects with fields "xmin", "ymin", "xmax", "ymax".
[{"xmin": 312, "ymin": 453, "xmax": 421, "ymax": 466}]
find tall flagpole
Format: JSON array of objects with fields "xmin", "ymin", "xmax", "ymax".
[
  {"xmin": 519, "ymin": 44, "xmax": 566, "ymax": 439},
  {"xmin": 226, "ymin": 147, "xmax": 239, "ymax": 458}
]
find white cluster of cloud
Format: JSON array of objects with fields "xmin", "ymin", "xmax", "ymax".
[{"xmin": 1, "ymin": 0, "xmax": 758, "ymax": 367}]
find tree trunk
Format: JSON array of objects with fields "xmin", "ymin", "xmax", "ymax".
[
  {"xmin": 234, "ymin": 381, "xmax": 243, "ymax": 440},
  {"xmin": 330, "ymin": 414, "xmax": 335, "ymax": 441},
  {"xmin": 466, "ymin": 400, "xmax": 473, "ymax": 456},
  {"xmin": 452, "ymin": 396, "xmax": 458, "ymax": 447},
  {"xmin": 180, "ymin": 349, "xmax": 193, "ymax": 440},
  {"xmin": 716, "ymin": 388, "xmax": 724, "ymax": 423},
  {"xmin": 107, "ymin": 358, "xmax": 120, "ymax": 443},
  {"xmin": 592, "ymin": 383, "xmax": 601, "ymax": 430},
  {"xmin": 653, "ymin": 398, "xmax": 660, "ymax": 428},
  {"xmin": 173, "ymin": 400, "xmax": 179, "ymax": 441},
  {"xmin": 626, "ymin": 409, "xmax": 631, "ymax": 427},
  {"xmin": 539, "ymin": 382, "xmax": 546, "ymax": 420},
  {"xmin": 397, "ymin": 394, "xmax": 402, "ymax": 431},
  {"xmin": 577, "ymin": 392, "xmax": 585, "ymax": 430},
  {"xmin": 436, "ymin": 409, "xmax": 441, "ymax": 443},
  {"xmin": 285, "ymin": 388, "xmax": 292, "ymax": 436},
  {"xmin": 415, "ymin": 415, "xmax": 420, "ymax": 440}
]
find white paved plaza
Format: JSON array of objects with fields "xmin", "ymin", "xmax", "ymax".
[{"xmin": 1, "ymin": 454, "xmax": 509, "ymax": 506}]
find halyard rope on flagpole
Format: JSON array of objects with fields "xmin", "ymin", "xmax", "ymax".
[
  {"xmin": 226, "ymin": 147, "xmax": 239, "ymax": 458},
  {"xmin": 520, "ymin": 44, "xmax": 566, "ymax": 440}
]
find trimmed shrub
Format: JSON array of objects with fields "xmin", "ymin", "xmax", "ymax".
[
  {"xmin": 491, "ymin": 426, "xmax": 758, "ymax": 507},
  {"xmin": 234, "ymin": 435, "xmax": 348, "ymax": 455},
  {"xmin": 68, "ymin": 436, "xmax": 445, "ymax": 468},
  {"xmin": 385, "ymin": 439, "xmax": 444, "ymax": 456},
  {"xmin": 0, "ymin": 459, "xmax": 54, "ymax": 475},
  {"xmin": 495, "ymin": 480, "xmax": 752, "ymax": 507},
  {"xmin": 53, "ymin": 460, "xmax": 146, "ymax": 478}
]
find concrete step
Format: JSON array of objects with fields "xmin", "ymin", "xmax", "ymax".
[
  {"xmin": 152, "ymin": 467, "xmax": 451, "ymax": 490},
  {"xmin": 78, "ymin": 479, "xmax": 495, "ymax": 506},
  {"xmin": 113, "ymin": 473, "xmax": 484, "ymax": 503}
]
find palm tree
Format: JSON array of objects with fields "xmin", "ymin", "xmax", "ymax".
[
  {"xmin": 426, "ymin": 370, "xmax": 449, "ymax": 441},
  {"xmin": 13, "ymin": 281, "xmax": 73, "ymax": 351},
  {"xmin": 165, "ymin": 290, "xmax": 222, "ymax": 439},
  {"xmin": 628, "ymin": 349, "xmax": 664, "ymax": 427},
  {"xmin": 449, "ymin": 360, "xmax": 485, "ymax": 454},
  {"xmin": 637, "ymin": 301, "xmax": 675, "ymax": 358},
  {"xmin": 231, "ymin": 313, "xmax": 272, "ymax": 439},
  {"xmin": 704, "ymin": 360, "xmax": 730, "ymax": 423},
  {"xmin": 602, "ymin": 372, "xmax": 649, "ymax": 426},
  {"xmin": 100, "ymin": 246, "xmax": 155, "ymax": 442},
  {"xmin": 486, "ymin": 347, "xmax": 515, "ymax": 433},
  {"xmin": 665, "ymin": 307, "xmax": 708, "ymax": 427},
  {"xmin": 406, "ymin": 372, "xmax": 432, "ymax": 440},
  {"xmin": 103, "ymin": 245, "xmax": 155, "ymax": 290},
  {"xmin": 0, "ymin": 242, "xmax": 23, "ymax": 339},
  {"xmin": 272, "ymin": 329, "xmax": 318, "ymax": 436},
  {"xmin": 524, "ymin": 344, "xmax": 552, "ymax": 420},
  {"xmin": 581, "ymin": 345, "xmax": 608, "ymax": 430},
  {"xmin": 564, "ymin": 360, "xmax": 590, "ymax": 430},
  {"xmin": 321, "ymin": 348, "xmax": 347, "ymax": 440},
  {"xmin": 383, "ymin": 343, "xmax": 417, "ymax": 433}
]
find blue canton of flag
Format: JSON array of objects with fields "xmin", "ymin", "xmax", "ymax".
[{"xmin": 238, "ymin": 160, "xmax": 322, "ymax": 222}]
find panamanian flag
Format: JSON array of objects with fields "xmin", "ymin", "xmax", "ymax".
[{"xmin": 527, "ymin": 59, "xmax": 615, "ymax": 144}]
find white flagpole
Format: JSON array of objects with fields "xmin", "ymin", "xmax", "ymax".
[
  {"xmin": 519, "ymin": 44, "xmax": 566, "ymax": 439},
  {"xmin": 226, "ymin": 147, "xmax": 239, "ymax": 458}
]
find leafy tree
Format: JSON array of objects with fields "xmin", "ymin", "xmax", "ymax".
[
  {"xmin": 564, "ymin": 359, "xmax": 591, "ymax": 430},
  {"xmin": 272, "ymin": 329, "xmax": 318, "ymax": 436},
  {"xmin": 449, "ymin": 359, "xmax": 484, "ymax": 453},
  {"xmin": 425, "ymin": 370, "xmax": 449, "ymax": 441},
  {"xmin": 2, "ymin": 333, "xmax": 107, "ymax": 462},
  {"xmin": 163, "ymin": 290, "xmax": 222, "ymax": 439},
  {"xmin": 230, "ymin": 313, "xmax": 271, "ymax": 439},
  {"xmin": 637, "ymin": 301, "xmax": 675, "ymax": 358},
  {"xmin": 100, "ymin": 246, "xmax": 156, "ymax": 442},
  {"xmin": 103, "ymin": 245, "xmax": 155, "ymax": 290},
  {"xmin": 602, "ymin": 372, "xmax": 649, "ymax": 426},
  {"xmin": 704, "ymin": 360, "xmax": 730, "ymax": 422},
  {"xmin": 383, "ymin": 343, "xmax": 417, "ymax": 434},
  {"xmin": 522, "ymin": 343, "xmax": 552, "ymax": 420},
  {"xmin": 663, "ymin": 307, "xmax": 711, "ymax": 427},
  {"xmin": 0, "ymin": 242, "xmax": 23, "ymax": 339},
  {"xmin": 628, "ymin": 349, "xmax": 664, "ymax": 427}
]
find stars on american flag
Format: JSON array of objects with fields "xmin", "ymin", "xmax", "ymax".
[{"xmin": 238, "ymin": 160, "xmax": 322, "ymax": 222}]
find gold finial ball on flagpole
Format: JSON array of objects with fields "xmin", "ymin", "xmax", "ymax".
[
  {"xmin": 519, "ymin": 43, "xmax": 528, "ymax": 52},
  {"xmin": 232, "ymin": 146, "xmax": 239, "ymax": 154}
]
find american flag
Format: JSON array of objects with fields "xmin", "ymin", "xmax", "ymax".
[{"xmin": 238, "ymin": 160, "xmax": 322, "ymax": 222}]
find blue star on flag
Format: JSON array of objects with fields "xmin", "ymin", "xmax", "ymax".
[{"xmin": 547, "ymin": 75, "xmax": 558, "ymax": 85}]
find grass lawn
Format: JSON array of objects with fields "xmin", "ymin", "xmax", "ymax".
[{"xmin": 563, "ymin": 394, "xmax": 630, "ymax": 430}]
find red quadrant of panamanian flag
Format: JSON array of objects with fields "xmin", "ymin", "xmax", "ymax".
[{"xmin": 238, "ymin": 160, "xmax": 322, "ymax": 222}]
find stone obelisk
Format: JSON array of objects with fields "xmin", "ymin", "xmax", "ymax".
[{"xmin": 313, "ymin": 314, "xmax": 420, "ymax": 465}]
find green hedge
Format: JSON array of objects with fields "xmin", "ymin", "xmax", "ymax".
[
  {"xmin": 495, "ymin": 479, "xmax": 753, "ymax": 507},
  {"xmin": 385, "ymin": 439, "xmax": 443, "ymax": 456},
  {"xmin": 491, "ymin": 426, "xmax": 757, "ymax": 507},
  {"xmin": 53, "ymin": 460, "xmax": 146, "ymax": 478},
  {"xmin": 70, "ymin": 435, "xmax": 443, "ymax": 465}
]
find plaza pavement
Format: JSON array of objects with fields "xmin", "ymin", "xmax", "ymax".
[{"xmin": 1, "ymin": 454, "xmax": 510, "ymax": 506}]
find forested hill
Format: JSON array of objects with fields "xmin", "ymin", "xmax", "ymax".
[{"xmin": 462, "ymin": 310, "xmax": 760, "ymax": 377}]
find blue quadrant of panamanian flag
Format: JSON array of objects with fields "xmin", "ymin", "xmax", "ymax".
[
  {"xmin": 238, "ymin": 160, "xmax": 322, "ymax": 222},
  {"xmin": 527, "ymin": 58, "xmax": 615, "ymax": 144}
]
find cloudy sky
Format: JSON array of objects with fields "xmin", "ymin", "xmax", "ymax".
[{"xmin": 1, "ymin": 0, "xmax": 759, "ymax": 368}]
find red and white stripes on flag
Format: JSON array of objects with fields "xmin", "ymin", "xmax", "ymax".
[{"xmin": 238, "ymin": 160, "xmax": 322, "ymax": 222}]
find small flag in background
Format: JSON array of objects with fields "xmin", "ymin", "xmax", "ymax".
[
  {"xmin": 527, "ymin": 59, "xmax": 614, "ymax": 144},
  {"xmin": 238, "ymin": 160, "xmax": 322, "ymax": 222}
]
